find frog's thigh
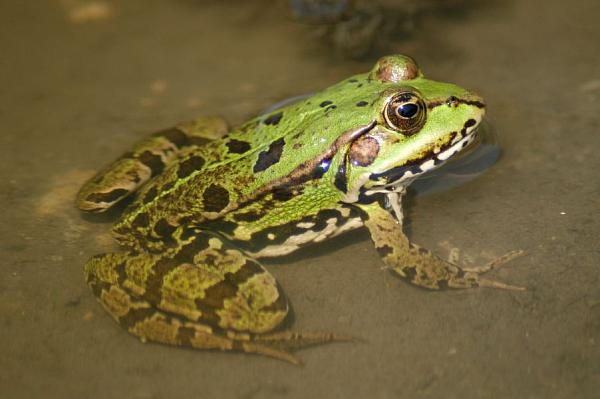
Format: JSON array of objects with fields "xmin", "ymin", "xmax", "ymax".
[
  {"xmin": 85, "ymin": 256, "xmax": 233, "ymax": 350},
  {"xmin": 86, "ymin": 243, "xmax": 288, "ymax": 337},
  {"xmin": 359, "ymin": 203, "xmax": 520, "ymax": 290},
  {"xmin": 77, "ymin": 115, "xmax": 228, "ymax": 212}
]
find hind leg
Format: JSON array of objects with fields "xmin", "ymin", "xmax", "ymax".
[
  {"xmin": 85, "ymin": 233, "xmax": 346, "ymax": 363},
  {"xmin": 77, "ymin": 116, "xmax": 228, "ymax": 212}
]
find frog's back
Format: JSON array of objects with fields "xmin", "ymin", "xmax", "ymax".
[{"xmin": 112, "ymin": 71, "xmax": 388, "ymax": 246}]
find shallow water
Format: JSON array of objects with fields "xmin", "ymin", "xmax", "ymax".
[{"xmin": 1, "ymin": 1, "xmax": 599, "ymax": 398}]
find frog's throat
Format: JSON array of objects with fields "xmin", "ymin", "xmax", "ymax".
[{"xmin": 365, "ymin": 123, "xmax": 480, "ymax": 196}]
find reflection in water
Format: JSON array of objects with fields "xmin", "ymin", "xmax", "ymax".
[{"xmin": 412, "ymin": 121, "xmax": 500, "ymax": 196}]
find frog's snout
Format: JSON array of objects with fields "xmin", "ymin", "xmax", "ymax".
[{"xmin": 465, "ymin": 94, "xmax": 486, "ymax": 123}]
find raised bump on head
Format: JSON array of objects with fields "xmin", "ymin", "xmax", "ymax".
[{"xmin": 369, "ymin": 55, "xmax": 422, "ymax": 83}]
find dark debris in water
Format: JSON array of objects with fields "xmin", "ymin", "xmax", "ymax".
[{"xmin": 287, "ymin": 0, "xmax": 482, "ymax": 59}]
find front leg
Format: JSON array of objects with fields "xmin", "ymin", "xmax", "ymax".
[{"xmin": 357, "ymin": 199, "xmax": 524, "ymax": 290}]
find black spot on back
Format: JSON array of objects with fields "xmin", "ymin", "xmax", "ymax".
[
  {"xmin": 202, "ymin": 183, "xmax": 230, "ymax": 213},
  {"xmin": 263, "ymin": 111, "xmax": 283, "ymax": 126},
  {"xmin": 142, "ymin": 187, "xmax": 158, "ymax": 204},
  {"xmin": 253, "ymin": 138, "xmax": 285, "ymax": 173},
  {"xmin": 137, "ymin": 151, "xmax": 165, "ymax": 176},
  {"xmin": 356, "ymin": 101, "xmax": 368, "ymax": 107},
  {"xmin": 177, "ymin": 155, "xmax": 205, "ymax": 178},
  {"xmin": 319, "ymin": 100, "xmax": 333, "ymax": 107},
  {"xmin": 156, "ymin": 128, "xmax": 188, "ymax": 148},
  {"xmin": 226, "ymin": 139, "xmax": 251, "ymax": 154}
]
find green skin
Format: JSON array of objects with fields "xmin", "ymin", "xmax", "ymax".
[{"xmin": 77, "ymin": 55, "xmax": 522, "ymax": 364}]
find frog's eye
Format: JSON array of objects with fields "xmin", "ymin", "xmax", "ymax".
[{"xmin": 384, "ymin": 92, "xmax": 426, "ymax": 135}]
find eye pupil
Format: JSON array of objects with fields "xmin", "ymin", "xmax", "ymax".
[
  {"xmin": 384, "ymin": 92, "xmax": 427, "ymax": 135},
  {"xmin": 398, "ymin": 103, "xmax": 419, "ymax": 118}
]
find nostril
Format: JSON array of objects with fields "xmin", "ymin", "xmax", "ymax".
[{"xmin": 446, "ymin": 96, "xmax": 459, "ymax": 107}]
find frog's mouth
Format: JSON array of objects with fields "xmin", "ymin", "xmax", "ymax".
[{"xmin": 367, "ymin": 121, "xmax": 481, "ymax": 194}]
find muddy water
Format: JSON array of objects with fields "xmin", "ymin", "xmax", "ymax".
[{"xmin": 1, "ymin": 1, "xmax": 598, "ymax": 398}]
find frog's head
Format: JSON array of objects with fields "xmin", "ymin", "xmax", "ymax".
[{"xmin": 339, "ymin": 55, "xmax": 486, "ymax": 202}]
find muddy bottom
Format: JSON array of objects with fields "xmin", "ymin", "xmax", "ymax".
[{"xmin": 1, "ymin": 1, "xmax": 598, "ymax": 398}]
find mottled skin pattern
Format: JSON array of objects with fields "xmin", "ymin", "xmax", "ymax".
[{"xmin": 77, "ymin": 55, "xmax": 522, "ymax": 364}]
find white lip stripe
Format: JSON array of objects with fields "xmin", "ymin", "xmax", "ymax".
[
  {"xmin": 419, "ymin": 158, "xmax": 436, "ymax": 172},
  {"xmin": 437, "ymin": 131, "xmax": 476, "ymax": 161}
]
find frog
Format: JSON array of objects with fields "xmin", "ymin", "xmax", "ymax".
[{"xmin": 76, "ymin": 55, "xmax": 523, "ymax": 364}]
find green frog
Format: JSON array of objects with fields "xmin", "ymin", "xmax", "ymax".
[{"xmin": 77, "ymin": 55, "xmax": 522, "ymax": 364}]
